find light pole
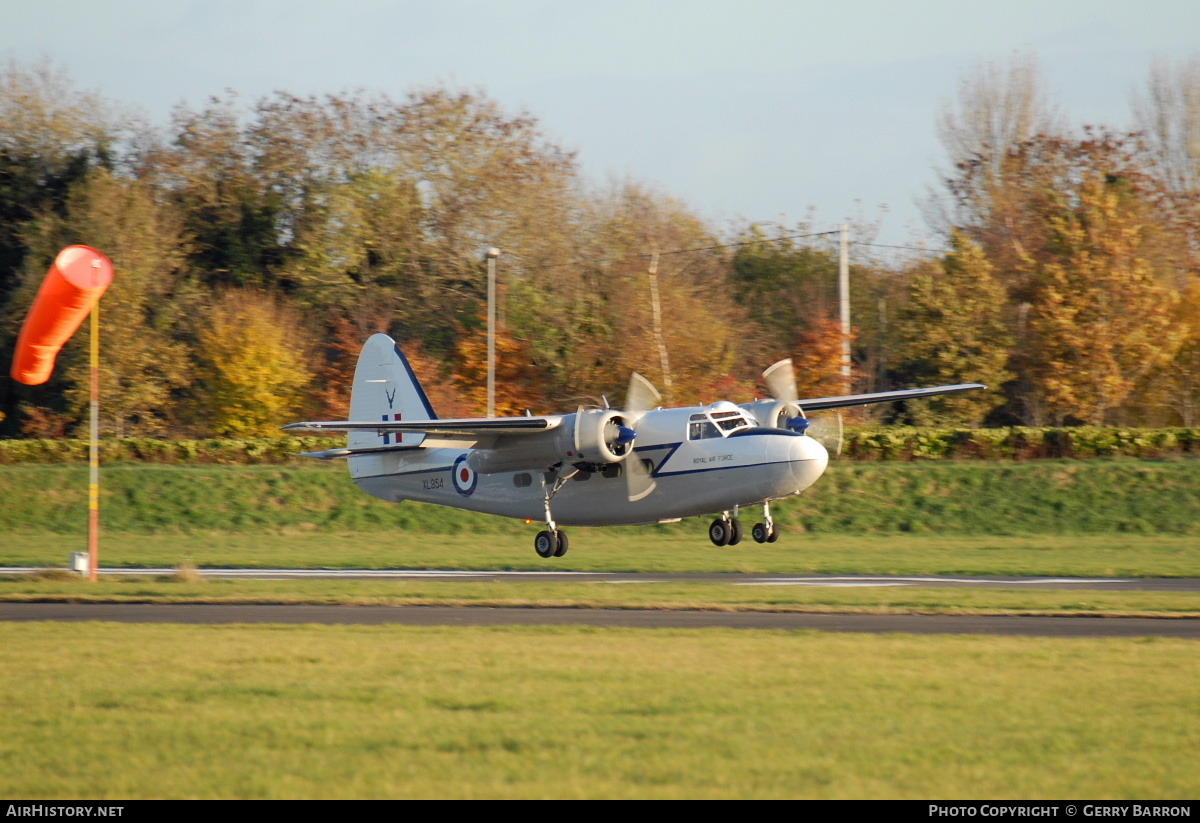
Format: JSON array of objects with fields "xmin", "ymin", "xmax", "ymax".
[
  {"xmin": 839, "ymin": 223, "xmax": 851, "ymax": 394},
  {"xmin": 485, "ymin": 247, "xmax": 500, "ymax": 418}
]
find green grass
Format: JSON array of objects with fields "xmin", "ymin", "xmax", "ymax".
[
  {"xmin": 0, "ymin": 623, "xmax": 1196, "ymax": 799},
  {"xmin": 5, "ymin": 532, "xmax": 1198, "ymax": 578},
  {"xmin": 2, "ymin": 459, "xmax": 1198, "ymax": 536},
  {"xmin": 1, "ymin": 574, "xmax": 1197, "ymax": 616}
]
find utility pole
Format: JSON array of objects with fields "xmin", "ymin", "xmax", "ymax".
[
  {"xmin": 839, "ymin": 223, "xmax": 851, "ymax": 394},
  {"xmin": 485, "ymin": 247, "xmax": 499, "ymax": 418},
  {"xmin": 646, "ymin": 248, "xmax": 674, "ymax": 401}
]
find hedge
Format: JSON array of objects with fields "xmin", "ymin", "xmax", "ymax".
[{"xmin": 840, "ymin": 426, "xmax": 1200, "ymax": 461}]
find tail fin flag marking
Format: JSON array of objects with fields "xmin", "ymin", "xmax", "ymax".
[{"xmin": 381, "ymin": 413, "xmax": 402, "ymax": 445}]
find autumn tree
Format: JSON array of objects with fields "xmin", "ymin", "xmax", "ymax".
[
  {"xmin": 0, "ymin": 59, "xmax": 122, "ymax": 304},
  {"xmin": 514, "ymin": 182, "xmax": 743, "ymax": 407},
  {"xmin": 730, "ymin": 224, "xmax": 840, "ymax": 359},
  {"xmin": 1144, "ymin": 278, "xmax": 1200, "ymax": 425},
  {"xmin": 893, "ymin": 233, "xmax": 1012, "ymax": 425},
  {"xmin": 9, "ymin": 169, "xmax": 195, "ymax": 436},
  {"xmin": 1027, "ymin": 172, "xmax": 1182, "ymax": 425},
  {"xmin": 194, "ymin": 292, "xmax": 314, "ymax": 436},
  {"xmin": 451, "ymin": 320, "xmax": 548, "ymax": 416}
]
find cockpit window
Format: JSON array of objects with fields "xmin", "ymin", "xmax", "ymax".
[
  {"xmin": 712, "ymin": 410, "xmax": 754, "ymax": 433},
  {"xmin": 689, "ymin": 420, "xmax": 721, "ymax": 440}
]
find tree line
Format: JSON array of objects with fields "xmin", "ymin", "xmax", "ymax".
[{"xmin": 1, "ymin": 54, "xmax": 1198, "ymax": 437}]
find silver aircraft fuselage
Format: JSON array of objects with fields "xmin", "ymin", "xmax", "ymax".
[{"xmin": 350, "ymin": 403, "xmax": 829, "ymax": 526}]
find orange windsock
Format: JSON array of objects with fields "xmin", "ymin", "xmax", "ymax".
[{"xmin": 11, "ymin": 245, "xmax": 114, "ymax": 385}]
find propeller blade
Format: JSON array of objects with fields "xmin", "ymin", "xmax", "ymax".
[
  {"xmin": 762, "ymin": 359, "xmax": 798, "ymax": 403},
  {"xmin": 626, "ymin": 453, "xmax": 657, "ymax": 502},
  {"xmin": 620, "ymin": 372, "xmax": 661, "ymax": 500},
  {"xmin": 805, "ymin": 410, "xmax": 844, "ymax": 456},
  {"xmin": 625, "ymin": 372, "xmax": 662, "ymax": 413}
]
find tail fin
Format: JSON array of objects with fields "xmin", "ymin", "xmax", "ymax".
[{"xmin": 348, "ymin": 333, "xmax": 437, "ymax": 450}]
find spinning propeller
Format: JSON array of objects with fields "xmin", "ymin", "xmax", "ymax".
[
  {"xmin": 622, "ymin": 372, "xmax": 661, "ymax": 502},
  {"xmin": 762, "ymin": 358, "xmax": 844, "ymax": 456}
]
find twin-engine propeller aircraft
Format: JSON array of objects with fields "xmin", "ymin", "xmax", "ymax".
[{"xmin": 285, "ymin": 334, "xmax": 983, "ymax": 557}]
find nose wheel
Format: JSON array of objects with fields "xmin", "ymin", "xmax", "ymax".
[
  {"xmin": 751, "ymin": 522, "xmax": 778, "ymax": 543},
  {"xmin": 751, "ymin": 500, "xmax": 779, "ymax": 543},
  {"xmin": 535, "ymin": 529, "xmax": 569, "ymax": 558}
]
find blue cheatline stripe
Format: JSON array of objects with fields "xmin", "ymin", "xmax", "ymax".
[
  {"xmin": 653, "ymin": 459, "xmax": 807, "ymax": 478},
  {"xmin": 392, "ymin": 342, "xmax": 439, "ymax": 420},
  {"xmin": 357, "ymin": 457, "xmax": 810, "ymax": 484}
]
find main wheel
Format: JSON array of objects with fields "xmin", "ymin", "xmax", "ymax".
[
  {"xmin": 751, "ymin": 522, "xmax": 769, "ymax": 544},
  {"xmin": 767, "ymin": 525, "xmax": 779, "ymax": 543},
  {"xmin": 708, "ymin": 519, "xmax": 730, "ymax": 546},
  {"xmin": 728, "ymin": 517, "xmax": 743, "ymax": 546},
  {"xmin": 553, "ymin": 529, "xmax": 570, "ymax": 557},
  {"xmin": 535, "ymin": 530, "xmax": 556, "ymax": 558}
]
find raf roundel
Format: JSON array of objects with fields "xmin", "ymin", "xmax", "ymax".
[{"xmin": 451, "ymin": 454, "xmax": 478, "ymax": 496}]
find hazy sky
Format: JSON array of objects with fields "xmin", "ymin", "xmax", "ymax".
[{"xmin": 4, "ymin": 1, "xmax": 1199, "ymax": 245}]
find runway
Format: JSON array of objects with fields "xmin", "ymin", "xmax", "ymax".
[
  {"xmin": 1, "ymin": 602, "xmax": 1198, "ymax": 638},
  {"xmin": 3, "ymin": 567, "xmax": 1199, "ymax": 591}
]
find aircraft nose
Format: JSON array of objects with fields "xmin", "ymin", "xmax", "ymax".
[{"xmin": 787, "ymin": 433, "xmax": 828, "ymax": 491}]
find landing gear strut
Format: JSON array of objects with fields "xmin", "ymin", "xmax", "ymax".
[{"xmin": 534, "ymin": 466, "xmax": 574, "ymax": 558}]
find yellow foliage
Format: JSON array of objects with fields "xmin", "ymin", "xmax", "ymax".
[
  {"xmin": 1030, "ymin": 180, "xmax": 1182, "ymax": 424},
  {"xmin": 195, "ymin": 293, "xmax": 313, "ymax": 437}
]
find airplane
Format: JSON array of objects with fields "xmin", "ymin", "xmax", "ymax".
[{"xmin": 284, "ymin": 333, "xmax": 984, "ymax": 557}]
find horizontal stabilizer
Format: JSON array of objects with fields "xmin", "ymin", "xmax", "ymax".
[
  {"xmin": 299, "ymin": 444, "xmax": 426, "ymax": 460},
  {"xmin": 796, "ymin": 383, "xmax": 986, "ymax": 411},
  {"xmin": 284, "ymin": 416, "xmax": 561, "ymax": 438}
]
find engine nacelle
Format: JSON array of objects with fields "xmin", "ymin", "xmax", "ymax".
[
  {"xmin": 570, "ymin": 408, "xmax": 635, "ymax": 465},
  {"xmin": 739, "ymin": 399, "xmax": 805, "ymax": 431},
  {"xmin": 465, "ymin": 408, "xmax": 637, "ymax": 475}
]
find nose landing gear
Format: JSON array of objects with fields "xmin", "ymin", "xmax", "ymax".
[
  {"xmin": 751, "ymin": 500, "xmax": 779, "ymax": 543},
  {"xmin": 535, "ymin": 529, "xmax": 569, "ymax": 558}
]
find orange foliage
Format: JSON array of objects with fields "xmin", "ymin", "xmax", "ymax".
[
  {"xmin": 452, "ymin": 323, "xmax": 548, "ymax": 416},
  {"xmin": 789, "ymin": 316, "xmax": 851, "ymax": 398},
  {"xmin": 404, "ymin": 344, "xmax": 473, "ymax": 419}
]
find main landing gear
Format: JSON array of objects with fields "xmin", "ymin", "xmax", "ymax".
[
  {"xmin": 533, "ymin": 467, "xmax": 573, "ymax": 559},
  {"xmin": 708, "ymin": 514, "xmax": 743, "ymax": 546},
  {"xmin": 710, "ymin": 503, "xmax": 779, "ymax": 545}
]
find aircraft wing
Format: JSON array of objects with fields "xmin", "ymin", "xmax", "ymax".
[
  {"xmin": 795, "ymin": 383, "xmax": 986, "ymax": 411},
  {"xmin": 282, "ymin": 416, "xmax": 562, "ymax": 438}
]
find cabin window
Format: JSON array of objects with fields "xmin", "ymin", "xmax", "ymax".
[{"xmin": 513, "ymin": 473, "xmax": 533, "ymax": 487}]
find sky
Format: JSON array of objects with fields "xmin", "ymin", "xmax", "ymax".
[{"xmin": 4, "ymin": 1, "xmax": 1200, "ymax": 247}]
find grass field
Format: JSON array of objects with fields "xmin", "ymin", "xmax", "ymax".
[
  {"xmin": 3, "ymin": 458, "xmax": 1198, "ymax": 536},
  {"xmin": 3, "ymin": 573, "xmax": 1199, "ymax": 616},
  {"xmin": 5, "ymin": 531, "xmax": 1198, "ymax": 577},
  {"xmin": 0, "ymin": 623, "xmax": 1196, "ymax": 799},
  {"xmin": 3, "ymin": 458, "xmax": 1198, "ymax": 799}
]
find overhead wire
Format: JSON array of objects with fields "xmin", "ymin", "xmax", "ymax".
[{"xmin": 502, "ymin": 228, "xmax": 844, "ymax": 271}]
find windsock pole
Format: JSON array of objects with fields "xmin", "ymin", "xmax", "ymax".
[
  {"xmin": 88, "ymin": 300, "xmax": 100, "ymax": 582},
  {"xmin": 10, "ymin": 245, "xmax": 113, "ymax": 581}
]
